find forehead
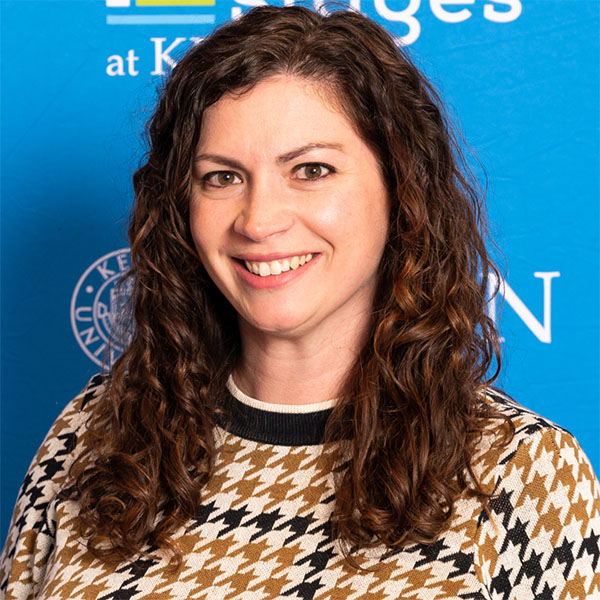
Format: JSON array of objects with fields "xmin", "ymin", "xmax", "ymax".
[{"xmin": 197, "ymin": 75, "xmax": 360, "ymax": 152}]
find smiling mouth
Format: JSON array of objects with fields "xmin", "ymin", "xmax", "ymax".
[{"xmin": 242, "ymin": 253, "xmax": 314, "ymax": 277}]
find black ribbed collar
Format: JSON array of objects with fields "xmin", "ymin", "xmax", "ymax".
[{"xmin": 217, "ymin": 390, "xmax": 333, "ymax": 446}]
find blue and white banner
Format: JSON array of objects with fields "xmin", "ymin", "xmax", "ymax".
[{"xmin": 2, "ymin": 0, "xmax": 598, "ymax": 540}]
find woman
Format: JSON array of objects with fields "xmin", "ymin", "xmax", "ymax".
[{"xmin": 2, "ymin": 5, "xmax": 599, "ymax": 599}]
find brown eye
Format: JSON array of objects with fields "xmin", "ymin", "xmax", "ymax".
[
  {"xmin": 216, "ymin": 172, "xmax": 236, "ymax": 185},
  {"xmin": 295, "ymin": 163, "xmax": 334, "ymax": 180},
  {"xmin": 304, "ymin": 165, "xmax": 323, "ymax": 179},
  {"xmin": 202, "ymin": 171, "xmax": 241, "ymax": 188}
]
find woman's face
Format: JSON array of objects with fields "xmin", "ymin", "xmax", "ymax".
[{"xmin": 190, "ymin": 75, "xmax": 389, "ymax": 341}]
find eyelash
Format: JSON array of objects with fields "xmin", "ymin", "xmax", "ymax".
[
  {"xmin": 292, "ymin": 163, "xmax": 336, "ymax": 180},
  {"xmin": 201, "ymin": 171, "xmax": 242, "ymax": 188},
  {"xmin": 200, "ymin": 162, "xmax": 336, "ymax": 189}
]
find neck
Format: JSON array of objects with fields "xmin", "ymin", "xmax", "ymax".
[{"xmin": 234, "ymin": 308, "xmax": 371, "ymax": 406}]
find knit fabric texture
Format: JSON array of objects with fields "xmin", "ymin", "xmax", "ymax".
[{"xmin": 1, "ymin": 374, "xmax": 599, "ymax": 599}]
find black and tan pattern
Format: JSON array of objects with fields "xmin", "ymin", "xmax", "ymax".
[{"xmin": 2, "ymin": 376, "xmax": 599, "ymax": 599}]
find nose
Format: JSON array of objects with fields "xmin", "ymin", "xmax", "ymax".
[{"xmin": 233, "ymin": 174, "xmax": 294, "ymax": 242}]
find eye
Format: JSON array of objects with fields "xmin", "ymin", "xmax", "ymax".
[
  {"xmin": 202, "ymin": 171, "xmax": 242, "ymax": 188},
  {"xmin": 294, "ymin": 163, "xmax": 335, "ymax": 180}
]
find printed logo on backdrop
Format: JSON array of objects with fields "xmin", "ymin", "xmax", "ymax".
[
  {"xmin": 104, "ymin": 0, "xmax": 523, "ymax": 77},
  {"xmin": 71, "ymin": 249, "xmax": 133, "ymax": 368}
]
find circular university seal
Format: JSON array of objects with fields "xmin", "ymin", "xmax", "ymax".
[{"xmin": 70, "ymin": 248, "xmax": 132, "ymax": 368}]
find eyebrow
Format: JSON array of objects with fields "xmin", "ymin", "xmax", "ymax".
[
  {"xmin": 275, "ymin": 143, "xmax": 344, "ymax": 164},
  {"xmin": 195, "ymin": 142, "xmax": 344, "ymax": 170},
  {"xmin": 194, "ymin": 154, "xmax": 245, "ymax": 171}
]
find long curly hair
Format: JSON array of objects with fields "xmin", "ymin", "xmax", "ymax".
[{"xmin": 67, "ymin": 5, "xmax": 511, "ymax": 564}]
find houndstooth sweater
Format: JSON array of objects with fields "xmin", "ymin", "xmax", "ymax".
[{"xmin": 1, "ymin": 374, "xmax": 600, "ymax": 599}]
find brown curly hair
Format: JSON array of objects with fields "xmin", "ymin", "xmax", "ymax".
[{"xmin": 67, "ymin": 5, "xmax": 511, "ymax": 565}]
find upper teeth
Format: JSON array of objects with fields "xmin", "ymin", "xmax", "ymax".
[{"xmin": 244, "ymin": 253, "xmax": 314, "ymax": 276}]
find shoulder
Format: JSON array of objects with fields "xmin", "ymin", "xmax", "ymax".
[
  {"xmin": 479, "ymin": 386, "xmax": 598, "ymax": 499},
  {"xmin": 0, "ymin": 374, "xmax": 109, "ymax": 594},
  {"xmin": 57, "ymin": 372, "xmax": 107, "ymax": 432},
  {"xmin": 7, "ymin": 371, "xmax": 109, "ymax": 512},
  {"xmin": 472, "ymin": 387, "xmax": 578, "ymax": 477},
  {"xmin": 470, "ymin": 389, "xmax": 600, "ymax": 597},
  {"xmin": 39, "ymin": 373, "xmax": 108, "ymax": 457},
  {"xmin": 481, "ymin": 387, "xmax": 570, "ymax": 436},
  {"xmin": 16, "ymin": 372, "xmax": 109, "ymax": 493},
  {"xmin": 471, "ymin": 388, "xmax": 600, "ymax": 503}
]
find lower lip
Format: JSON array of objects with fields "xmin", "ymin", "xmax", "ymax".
[{"xmin": 233, "ymin": 255, "xmax": 320, "ymax": 289}]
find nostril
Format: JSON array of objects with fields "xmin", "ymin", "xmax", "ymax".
[{"xmin": 234, "ymin": 211, "xmax": 294, "ymax": 242}]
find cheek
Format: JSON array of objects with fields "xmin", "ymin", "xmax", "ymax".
[
  {"xmin": 309, "ymin": 186, "xmax": 362, "ymax": 230},
  {"xmin": 188, "ymin": 204, "xmax": 203, "ymax": 246},
  {"xmin": 316, "ymin": 184, "xmax": 389, "ymax": 249},
  {"xmin": 189, "ymin": 202, "xmax": 217, "ymax": 264}
]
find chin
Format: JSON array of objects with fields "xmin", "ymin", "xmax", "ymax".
[{"xmin": 244, "ymin": 312, "xmax": 309, "ymax": 337}]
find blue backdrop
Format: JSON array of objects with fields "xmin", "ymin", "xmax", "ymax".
[{"xmin": 2, "ymin": 0, "xmax": 599, "ymax": 543}]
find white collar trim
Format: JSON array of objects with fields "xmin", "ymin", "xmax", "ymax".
[{"xmin": 226, "ymin": 375, "xmax": 337, "ymax": 414}]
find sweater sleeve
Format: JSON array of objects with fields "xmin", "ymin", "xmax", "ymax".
[
  {"xmin": 0, "ymin": 374, "xmax": 106, "ymax": 600},
  {"xmin": 474, "ymin": 425, "xmax": 600, "ymax": 599}
]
